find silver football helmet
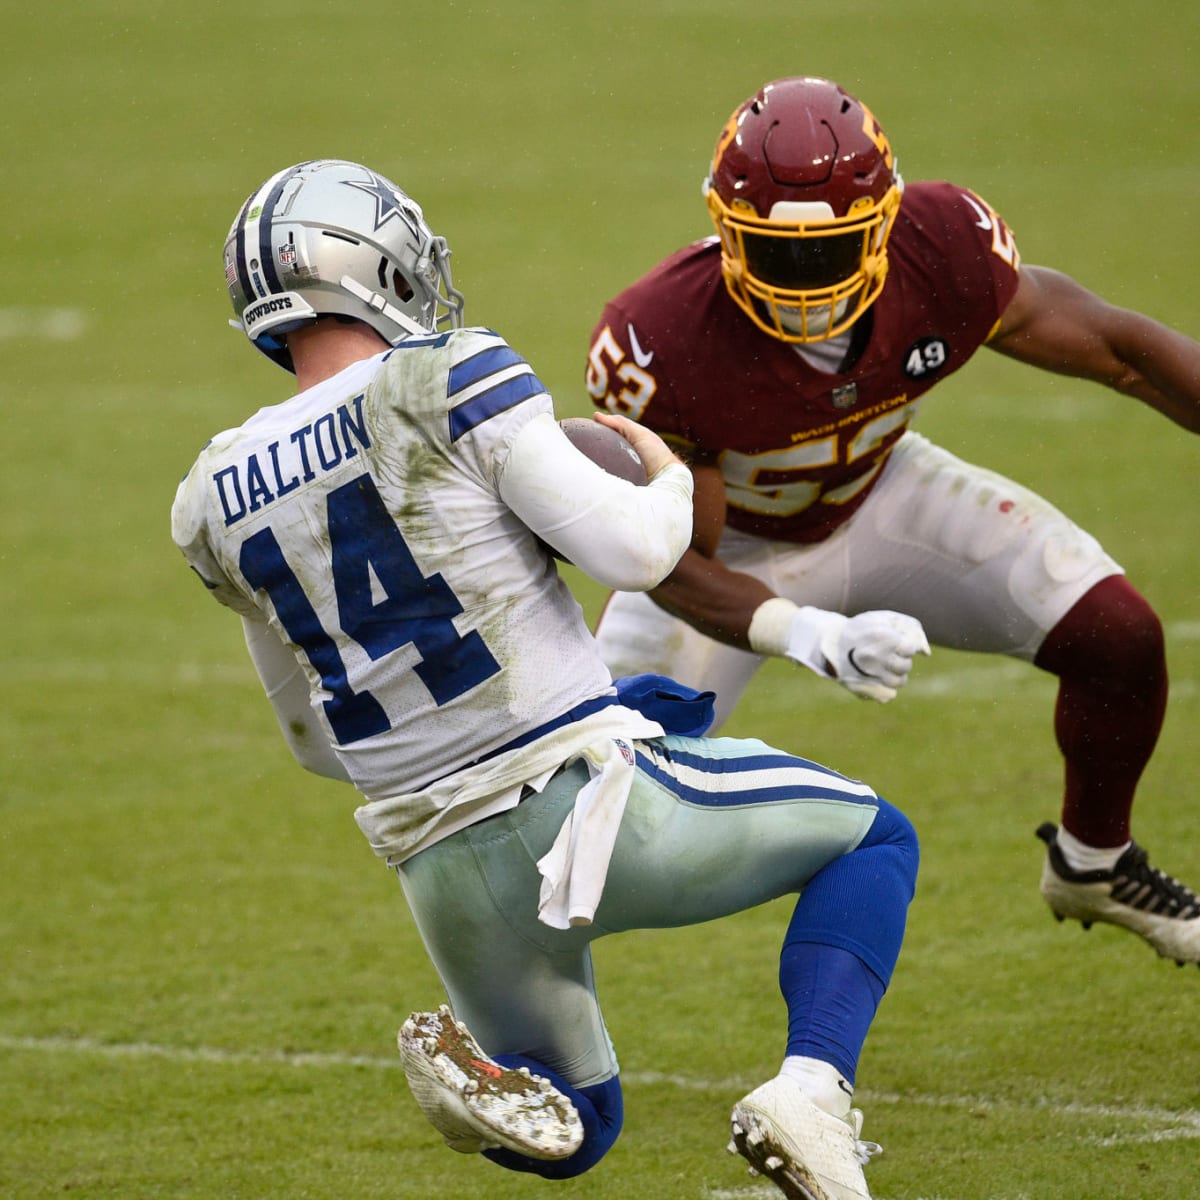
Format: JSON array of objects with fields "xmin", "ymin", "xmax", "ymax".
[{"xmin": 223, "ymin": 159, "xmax": 465, "ymax": 371}]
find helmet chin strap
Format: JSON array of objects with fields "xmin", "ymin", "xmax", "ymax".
[{"xmin": 339, "ymin": 276, "xmax": 429, "ymax": 339}]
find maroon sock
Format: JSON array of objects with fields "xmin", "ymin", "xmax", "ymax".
[{"xmin": 1034, "ymin": 575, "xmax": 1167, "ymax": 848}]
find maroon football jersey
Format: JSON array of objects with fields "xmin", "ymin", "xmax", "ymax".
[{"xmin": 587, "ymin": 181, "xmax": 1021, "ymax": 543}]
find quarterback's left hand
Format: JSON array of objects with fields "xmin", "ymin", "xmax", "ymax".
[
  {"xmin": 818, "ymin": 610, "xmax": 931, "ymax": 702},
  {"xmin": 593, "ymin": 411, "xmax": 682, "ymax": 479}
]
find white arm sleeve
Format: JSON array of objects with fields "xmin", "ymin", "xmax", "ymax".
[
  {"xmin": 241, "ymin": 615, "xmax": 353, "ymax": 783},
  {"xmin": 498, "ymin": 412, "xmax": 693, "ymax": 591}
]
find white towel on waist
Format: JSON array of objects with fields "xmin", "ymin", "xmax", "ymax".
[{"xmin": 536, "ymin": 737, "xmax": 636, "ymax": 930}]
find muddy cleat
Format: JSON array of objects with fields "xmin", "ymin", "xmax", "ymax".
[
  {"xmin": 1037, "ymin": 823, "xmax": 1200, "ymax": 967},
  {"xmin": 728, "ymin": 1075, "xmax": 880, "ymax": 1200},
  {"xmin": 398, "ymin": 1006, "xmax": 583, "ymax": 1159}
]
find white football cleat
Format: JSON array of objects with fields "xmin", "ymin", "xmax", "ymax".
[
  {"xmin": 1037, "ymin": 823, "xmax": 1200, "ymax": 967},
  {"xmin": 398, "ymin": 1006, "xmax": 583, "ymax": 1159},
  {"xmin": 728, "ymin": 1075, "xmax": 880, "ymax": 1200}
]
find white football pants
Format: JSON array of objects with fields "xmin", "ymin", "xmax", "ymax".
[{"xmin": 597, "ymin": 432, "xmax": 1122, "ymax": 729}]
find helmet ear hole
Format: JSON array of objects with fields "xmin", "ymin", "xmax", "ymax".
[{"xmin": 376, "ymin": 255, "xmax": 413, "ymax": 302}]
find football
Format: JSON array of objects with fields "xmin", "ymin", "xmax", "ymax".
[{"xmin": 560, "ymin": 417, "xmax": 647, "ymax": 486}]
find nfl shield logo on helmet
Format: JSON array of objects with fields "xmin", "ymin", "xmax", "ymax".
[{"xmin": 279, "ymin": 243, "xmax": 297, "ymax": 266}]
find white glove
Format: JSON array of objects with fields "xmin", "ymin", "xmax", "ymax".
[{"xmin": 749, "ymin": 599, "xmax": 931, "ymax": 703}]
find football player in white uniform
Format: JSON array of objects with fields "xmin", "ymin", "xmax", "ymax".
[{"xmin": 172, "ymin": 159, "xmax": 922, "ymax": 1200}]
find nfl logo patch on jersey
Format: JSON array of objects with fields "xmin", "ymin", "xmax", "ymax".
[{"xmin": 831, "ymin": 383, "xmax": 858, "ymax": 409}]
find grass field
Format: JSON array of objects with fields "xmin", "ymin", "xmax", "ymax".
[{"xmin": 4, "ymin": 2, "xmax": 1200, "ymax": 1197}]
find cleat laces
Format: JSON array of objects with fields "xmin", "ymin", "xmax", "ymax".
[
  {"xmin": 847, "ymin": 1108, "xmax": 882, "ymax": 1166},
  {"xmin": 1109, "ymin": 844, "xmax": 1200, "ymax": 917},
  {"xmin": 1037, "ymin": 822, "xmax": 1200, "ymax": 919}
]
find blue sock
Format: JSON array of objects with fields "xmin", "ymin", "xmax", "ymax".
[
  {"xmin": 482, "ymin": 1056, "xmax": 623, "ymax": 1179},
  {"xmin": 780, "ymin": 943, "xmax": 885, "ymax": 1083},
  {"xmin": 779, "ymin": 797, "xmax": 918, "ymax": 1082}
]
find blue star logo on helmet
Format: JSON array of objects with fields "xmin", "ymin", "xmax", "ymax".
[{"xmin": 343, "ymin": 173, "xmax": 422, "ymax": 235}]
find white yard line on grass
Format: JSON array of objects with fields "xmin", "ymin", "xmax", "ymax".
[
  {"xmin": 13, "ymin": 620, "xmax": 1200, "ymax": 701},
  {"xmin": 704, "ymin": 1188, "xmax": 777, "ymax": 1199},
  {"xmin": 700, "ymin": 1190, "xmax": 1017, "ymax": 1200},
  {"xmin": 0, "ymin": 307, "xmax": 88, "ymax": 340},
  {"xmin": 3, "ymin": 1031, "xmax": 1197, "ymax": 1149}
]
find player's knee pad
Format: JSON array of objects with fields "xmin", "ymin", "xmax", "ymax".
[
  {"xmin": 784, "ymin": 797, "xmax": 917, "ymax": 985},
  {"xmin": 554, "ymin": 1075, "xmax": 623, "ymax": 1177},
  {"xmin": 857, "ymin": 796, "xmax": 919, "ymax": 888}
]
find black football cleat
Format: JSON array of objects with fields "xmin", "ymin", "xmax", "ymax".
[{"xmin": 1037, "ymin": 822, "xmax": 1200, "ymax": 967}]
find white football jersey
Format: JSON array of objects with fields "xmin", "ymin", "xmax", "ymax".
[{"xmin": 173, "ymin": 328, "xmax": 660, "ymax": 802}]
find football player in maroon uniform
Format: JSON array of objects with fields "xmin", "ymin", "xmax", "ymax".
[{"xmin": 588, "ymin": 76, "xmax": 1200, "ymax": 974}]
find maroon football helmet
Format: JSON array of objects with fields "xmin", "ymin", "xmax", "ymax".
[{"xmin": 704, "ymin": 77, "xmax": 903, "ymax": 343}]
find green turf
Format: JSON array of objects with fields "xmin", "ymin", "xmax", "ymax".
[{"xmin": 5, "ymin": 2, "xmax": 1200, "ymax": 1197}]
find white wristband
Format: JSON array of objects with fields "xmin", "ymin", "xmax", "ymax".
[{"xmin": 747, "ymin": 597, "xmax": 802, "ymax": 657}]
